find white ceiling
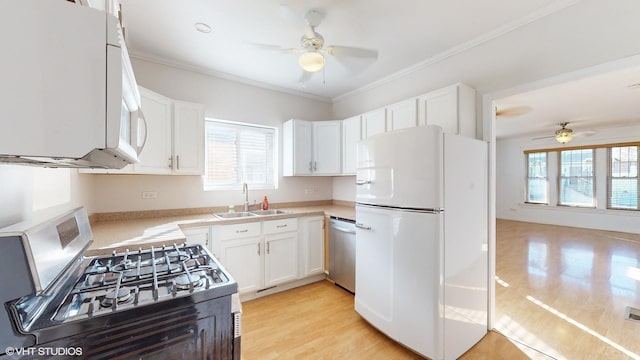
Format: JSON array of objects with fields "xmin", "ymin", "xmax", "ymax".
[
  {"xmin": 120, "ymin": 0, "xmax": 563, "ymax": 100},
  {"xmin": 495, "ymin": 65, "xmax": 640, "ymax": 139},
  {"xmin": 119, "ymin": 0, "xmax": 640, "ymax": 138}
]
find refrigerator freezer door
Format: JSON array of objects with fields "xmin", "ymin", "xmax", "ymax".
[
  {"xmin": 355, "ymin": 204, "xmax": 443, "ymax": 359},
  {"xmin": 356, "ymin": 126, "xmax": 443, "ymax": 209}
]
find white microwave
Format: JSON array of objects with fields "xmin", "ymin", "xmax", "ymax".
[{"xmin": 0, "ymin": 0, "xmax": 146, "ymax": 169}]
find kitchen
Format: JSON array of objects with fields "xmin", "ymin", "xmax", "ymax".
[{"xmin": 2, "ymin": 0, "xmax": 640, "ymax": 359}]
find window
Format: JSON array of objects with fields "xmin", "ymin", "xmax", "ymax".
[
  {"xmin": 559, "ymin": 149, "xmax": 595, "ymax": 207},
  {"xmin": 608, "ymin": 146, "xmax": 638, "ymax": 210},
  {"xmin": 204, "ymin": 120, "xmax": 277, "ymax": 189},
  {"xmin": 526, "ymin": 152, "xmax": 548, "ymax": 203}
]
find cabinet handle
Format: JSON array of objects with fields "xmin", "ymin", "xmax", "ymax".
[
  {"xmin": 276, "ymin": 224, "xmax": 287, "ymax": 228},
  {"xmin": 236, "ymin": 229, "xmax": 249, "ymax": 233},
  {"xmin": 257, "ymin": 243, "xmax": 260, "ymax": 255},
  {"xmin": 355, "ymin": 223, "xmax": 372, "ymax": 230},
  {"xmin": 266, "ymin": 242, "xmax": 270, "ymax": 254},
  {"xmin": 176, "ymin": 155, "xmax": 180, "ymax": 170},
  {"xmin": 309, "ymin": 161, "xmax": 313, "ymax": 171},
  {"xmin": 313, "ymin": 161, "xmax": 317, "ymax": 171},
  {"xmin": 168, "ymin": 155, "xmax": 173, "ymax": 169}
]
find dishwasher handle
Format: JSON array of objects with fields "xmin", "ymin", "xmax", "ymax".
[{"xmin": 331, "ymin": 225, "xmax": 356, "ymax": 235}]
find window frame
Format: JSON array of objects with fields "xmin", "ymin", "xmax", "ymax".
[
  {"xmin": 607, "ymin": 145, "xmax": 639, "ymax": 211},
  {"xmin": 203, "ymin": 119, "xmax": 278, "ymax": 191},
  {"xmin": 557, "ymin": 148, "xmax": 595, "ymax": 208},
  {"xmin": 525, "ymin": 151, "xmax": 549, "ymax": 204}
]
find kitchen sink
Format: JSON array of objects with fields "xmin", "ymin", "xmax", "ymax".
[
  {"xmin": 249, "ymin": 209, "xmax": 288, "ymax": 216},
  {"xmin": 213, "ymin": 212, "xmax": 258, "ymax": 219}
]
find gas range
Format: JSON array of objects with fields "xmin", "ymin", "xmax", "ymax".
[
  {"xmin": 0, "ymin": 208, "xmax": 240, "ymax": 360},
  {"xmin": 54, "ymin": 244, "xmax": 231, "ymax": 322}
]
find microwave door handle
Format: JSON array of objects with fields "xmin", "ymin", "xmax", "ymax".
[{"xmin": 136, "ymin": 108, "xmax": 148, "ymax": 156}]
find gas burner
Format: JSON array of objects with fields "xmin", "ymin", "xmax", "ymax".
[
  {"xmin": 167, "ymin": 250, "xmax": 190, "ymax": 262},
  {"xmin": 174, "ymin": 274, "xmax": 202, "ymax": 291},
  {"xmin": 101, "ymin": 288, "xmax": 133, "ymax": 308},
  {"xmin": 111, "ymin": 260, "xmax": 136, "ymax": 273}
]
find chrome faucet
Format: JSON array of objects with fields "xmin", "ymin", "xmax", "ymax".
[{"xmin": 242, "ymin": 182, "xmax": 249, "ymax": 212}]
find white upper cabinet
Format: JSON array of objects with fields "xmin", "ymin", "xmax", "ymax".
[
  {"xmin": 312, "ymin": 121, "xmax": 342, "ymax": 174},
  {"xmin": 417, "ymin": 83, "xmax": 476, "ymax": 137},
  {"xmin": 362, "ymin": 108, "xmax": 387, "ymax": 138},
  {"xmin": 173, "ymin": 101, "xmax": 205, "ymax": 175},
  {"xmin": 136, "ymin": 88, "xmax": 205, "ymax": 175},
  {"xmin": 135, "ymin": 87, "xmax": 173, "ymax": 174},
  {"xmin": 387, "ymin": 98, "xmax": 418, "ymax": 131},
  {"xmin": 342, "ymin": 115, "xmax": 361, "ymax": 175},
  {"xmin": 283, "ymin": 119, "xmax": 341, "ymax": 176}
]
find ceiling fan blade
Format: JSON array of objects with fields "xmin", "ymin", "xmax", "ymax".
[
  {"xmin": 325, "ymin": 45, "xmax": 378, "ymax": 60},
  {"xmin": 245, "ymin": 42, "xmax": 302, "ymax": 54},
  {"xmin": 496, "ymin": 105, "xmax": 532, "ymax": 117},
  {"xmin": 298, "ymin": 70, "xmax": 314, "ymax": 87},
  {"xmin": 574, "ymin": 129, "xmax": 598, "ymax": 137},
  {"xmin": 531, "ymin": 135, "xmax": 555, "ymax": 140},
  {"xmin": 279, "ymin": 5, "xmax": 316, "ymax": 38}
]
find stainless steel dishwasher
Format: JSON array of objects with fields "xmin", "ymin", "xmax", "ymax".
[{"xmin": 328, "ymin": 216, "xmax": 356, "ymax": 293}]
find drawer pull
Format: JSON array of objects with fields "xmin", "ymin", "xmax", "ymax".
[
  {"xmin": 236, "ymin": 229, "xmax": 249, "ymax": 233},
  {"xmin": 276, "ymin": 224, "xmax": 288, "ymax": 228}
]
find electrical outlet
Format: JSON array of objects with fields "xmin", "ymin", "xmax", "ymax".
[{"xmin": 141, "ymin": 191, "xmax": 157, "ymax": 199}]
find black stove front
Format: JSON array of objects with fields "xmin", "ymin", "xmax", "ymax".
[{"xmin": 3, "ymin": 243, "xmax": 239, "ymax": 360}]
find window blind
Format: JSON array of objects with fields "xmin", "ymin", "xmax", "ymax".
[
  {"xmin": 205, "ymin": 120, "xmax": 276, "ymax": 189},
  {"xmin": 608, "ymin": 146, "xmax": 639, "ymax": 210}
]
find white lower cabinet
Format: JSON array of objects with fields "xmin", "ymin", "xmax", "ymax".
[
  {"xmin": 214, "ymin": 218, "xmax": 299, "ymax": 295},
  {"xmin": 298, "ymin": 216, "xmax": 325, "ymax": 277}
]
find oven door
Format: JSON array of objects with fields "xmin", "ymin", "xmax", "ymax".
[{"xmin": 37, "ymin": 297, "xmax": 233, "ymax": 360}]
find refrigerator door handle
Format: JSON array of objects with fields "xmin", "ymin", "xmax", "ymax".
[
  {"xmin": 355, "ymin": 223, "xmax": 372, "ymax": 231},
  {"xmin": 355, "ymin": 179, "xmax": 372, "ymax": 186}
]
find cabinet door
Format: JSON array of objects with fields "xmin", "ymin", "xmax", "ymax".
[
  {"xmin": 342, "ymin": 116, "xmax": 361, "ymax": 175},
  {"xmin": 283, "ymin": 119, "xmax": 312, "ymax": 176},
  {"xmin": 264, "ymin": 232, "xmax": 298, "ymax": 287},
  {"xmin": 418, "ymin": 86, "xmax": 458, "ymax": 133},
  {"xmin": 183, "ymin": 226, "xmax": 210, "ymax": 250},
  {"xmin": 302, "ymin": 216, "xmax": 325, "ymax": 277},
  {"xmin": 173, "ymin": 101, "xmax": 204, "ymax": 175},
  {"xmin": 362, "ymin": 109, "xmax": 387, "ymax": 138},
  {"xmin": 387, "ymin": 98, "xmax": 418, "ymax": 131},
  {"xmin": 137, "ymin": 87, "xmax": 173, "ymax": 174},
  {"xmin": 219, "ymin": 237, "xmax": 262, "ymax": 294},
  {"xmin": 312, "ymin": 121, "xmax": 342, "ymax": 175}
]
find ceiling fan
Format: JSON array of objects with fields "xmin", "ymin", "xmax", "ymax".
[
  {"xmin": 254, "ymin": 7, "xmax": 378, "ymax": 84},
  {"xmin": 532, "ymin": 122, "xmax": 597, "ymax": 144}
]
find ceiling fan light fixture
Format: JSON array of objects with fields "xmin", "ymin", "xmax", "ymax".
[
  {"xmin": 299, "ymin": 51, "xmax": 324, "ymax": 72},
  {"xmin": 555, "ymin": 127, "xmax": 573, "ymax": 144}
]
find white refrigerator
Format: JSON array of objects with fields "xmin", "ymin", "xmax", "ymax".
[{"xmin": 354, "ymin": 125, "xmax": 488, "ymax": 360}]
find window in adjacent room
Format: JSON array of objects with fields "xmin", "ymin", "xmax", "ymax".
[
  {"xmin": 558, "ymin": 149, "xmax": 595, "ymax": 207},
  {"xmin": 204, "ymin": 119, "xmax": 277, "ymax": 190},
  {"xmin": 608, "ymin": 145, "xmax": 638, "ymax": 210},
  {"xmin": 526, "ymin": 152, "xmax": 548, "ymax": 204}
]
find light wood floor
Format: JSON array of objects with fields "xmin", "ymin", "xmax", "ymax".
[
  {"xmin": 495, "ymin": 219, "xmax": 640, "ymax": 359},
  {"xmin": 241, "ymin": 220, "xmax": 640, "ymax": 359}
]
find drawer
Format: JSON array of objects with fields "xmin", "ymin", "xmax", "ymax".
[
  {"xmin": 214, "ymin": 222, "xmax": 261, "ymax": 241},
  {"xmin": 263, "ymin": 218, "xmax": 298, "ymax": 234}
]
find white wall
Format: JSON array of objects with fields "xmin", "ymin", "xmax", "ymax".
[
  {"xmin": 0, "ymin": 165, "xmax": 91, "ymax": 228},
  {"xmin": 84, "ymin": 59, "xmax": 335, "ymax": 213},
  {"xmin": 496, "ymin": 124, "xmax": 640, "ymax": 234}
]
